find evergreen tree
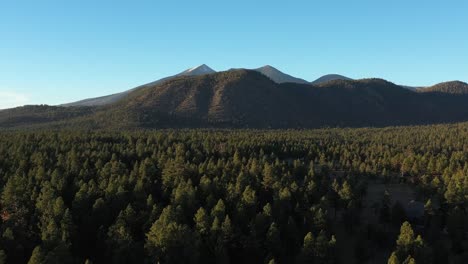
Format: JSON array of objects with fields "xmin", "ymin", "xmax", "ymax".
[
  {"xmin": 194, "ymin": 207, "xmax": 210, "ymax": 236},
  {"xmin": 145, "ymin": 206, "xmax": 198, "ymax": 264},
  {"xmin": 28, "ymin": 246, "xmax": 45, "ymax": 264},
  {"xmin": 396, "ymin": 221, "xmax": 415, "ymax": 256},
  {"xmin": 266, "ymin": 222, "xmax": 281, "ymax": 259},
  {"xmin": 338, "ymin": 180, "xmax": 353, "ymax": 202},
  {"xmin": 300, "ymin": 232, "xmax": 315, "ymax": 264},
  {"xmin": 387, "ymin": 251, "xmax": 400, "ymax": 264},
  {"xmin": 221, "ymin": 215, "xmax": 233, "ymax": 243},
  {"xmin": 211, "ymin": 199, "xmax": 226, "ymax": 220},
  {"xmin": 0, "ymin": 250, "xmax": 6, "ymax": 264},
  {"xmin": 0, "ymin": 125, "xmax": 465, "ymax": 263},
  {"xmin": 106, "ymin": 205, "xmax": 140, "ymax": 264}
]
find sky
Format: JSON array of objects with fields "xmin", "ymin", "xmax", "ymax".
[{"xmin": 1, "ymin": 0, "xmax": 467, "ymax": 109}]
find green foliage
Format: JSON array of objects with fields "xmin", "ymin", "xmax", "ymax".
[
  {"xmin": 145, "ymin": 206, "xmax": 198, "ymax": 263},
  {"xmin": 388, "ymin": 251, "xmax": 400, "ymax": 264},
  {"xmin": 338, "ymin": 180, "xmax": 353, "ymax": 202},
  {"xmin": 242, "ymin": 186, "xmax": 257, "ymax": 205},
  {"xmin": 194, "ymin": 207, "xmax": 210, "ymax": 235},
  {"xmin": 0, "ymin": 250, "xmax": 6, "ymax": 264},
  {"xmin": 391, "ymin": 222, "xmax": 432, "ymax": 264},
  {"xmin": 300, "ymin": 232, "xmax": 315, "ymax": 263},
  {"xmin": 0, "ymin": 124, "xmax": 465, "ymax": 263},
  {"xmin": 396, "ymin": 222, "xmax": 415, "ymax": 254},
  {"xmin": 27, "ymin": 246, "xmax": 45, "ymax": 264}
]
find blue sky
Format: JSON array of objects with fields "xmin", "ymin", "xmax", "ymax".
[{"xmin": 1, "ymin": 0, "xmax": 467, "ymax": 109}]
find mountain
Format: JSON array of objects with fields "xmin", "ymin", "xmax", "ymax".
[
  {"xmin": 0, "ymin": 105, "xmax": 94, "ymax": 129},
  {"xmin": 253, "ymin": 65, "xmax": 309, "ymax": 84},
  {"xmin": 2, "ymin": 70, "xmax": 467, "ymax": 129},
  {"xmin": 61, "ymin": 91, "xmax": 132, "ymax": 107},
  {"xmin": 399, "ymin": 85, "xmax": 420, "ymax": 91},
  {"xmin": 179, "ymin": 64, "xmax": 216, "ymax": 75},
  {"xmin": 418, "ymin": 81, "xmax": 468, "ymax": 95},
  {"xmin": 63, "ymin": 64, "xmax": 216, "ymax": 107},
  {"xmin": 62, "ymin": 65, "xmax": 352, "ymax": 107},
  {"xmin": 311, "ymin": 74, "xmax": 352, "ymax": 84},
  {"xmin": 312, "ymin": 75, "xmax": 423, "ymax": 90}
]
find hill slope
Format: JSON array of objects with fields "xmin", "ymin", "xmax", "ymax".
[
  {"xmin": 311, "ymin": 74, "xmax": 352, "ymax": 84},
  {"xmin": 419, "ymin": 81, "xmax": 468, "ymax": 94},
  {"xmin": 1, "ymin": 70, "xmax": 467, "ymax": 129},
  {"xmin": 254, "ymin": 65, "xmax": 309, "ymax": 84},
  {"xmin": 0, "ymin": 105, "xmax": 93, "ymax": 129},
  {"xmin": 63, "ymin": 64, "xmax": 216, "ymax": 107}
]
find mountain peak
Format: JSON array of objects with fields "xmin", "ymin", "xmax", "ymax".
[
  {"xmin": 254, "ymin": 65, "xmax": 309, "ymax": 84},
  {"xmin": 5, "ymin": 69, "xmax": 468, "ymax": 129},
  {"xmin": 259, "ymin": 65, "xmax": 276, "ymax": 70},
  {"xmin": 312, "ymin": 74, "xmax": 352, "ymax": 84},
  {"xmin": 184, "ymin": 64, "xmax": 215, "ymax": 75}
]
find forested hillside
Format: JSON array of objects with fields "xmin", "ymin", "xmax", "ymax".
[
  {"xmin": 0, "ymin": 123, "xmax": 466, "ymax": 263},
  {"xmin": 420, "ymin": 81, "xmax": 468, "ymax": 95},
  {"xmin": 1, "ymin": 70, "xmax": 468, "ymax": 130}
]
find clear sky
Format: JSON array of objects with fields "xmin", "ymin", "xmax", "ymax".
[{"xmin": 1, "ymin": 0, "xmax": 467, "ymax": 109}]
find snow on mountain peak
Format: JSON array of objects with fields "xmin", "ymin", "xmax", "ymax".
[{"xmin": 186, "ymin": 64, "xmax": 215, "ymax": 74}]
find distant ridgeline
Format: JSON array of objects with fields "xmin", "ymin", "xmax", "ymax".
[{"xmin": 1, "ymin": 66, "xmax": 468, "ymax": 129}]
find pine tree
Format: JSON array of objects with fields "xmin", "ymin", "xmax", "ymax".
[
  {"xmin": 28, "ymin": 246, "xmax": 45, "ymax": 264},
  {"xmin": 211, "ymin": 217, "xmax": 221, "ymax": 233},
  {"xmin": 396, "ymin": 221, "xmax": 415, "ymax": 254},
  {"xmin": 262, "ymin": 163, "xmax": 275, "ymax": 190},
  {"xmin": 106, "ymin": 205, "xmax": 139, "ymax": 264},
  {"xmin": 211, "ymin": 199, "xmax": 226, "ymax": 220},
  {"xmin": 300, "ymin": 232, "xmax": 315, "ymax": 263},
  {"xmin": 266, "ymin": 222, "xmax": 281, "ymax": 258},
  {"xmin": 338, "ymin": 180, "xmax": 353, "ymax": 202},
  {"xmin": 315, "ymin": 230, "xmax": 329, "ymax": 260},
  {"xmin": 221, "ymin": 215, "xmax": 233, "ymax": 243},
  {"xmin": 0, "ymin": 250, "xmax": 6, "ymax": 264},
  {"xmin": 413, "ymin": 235, "xmax": 432, "ymax": 263},
  {"xmin": 194, "ymin": 207, "xmax": 210, "ymax": 236},
  {"xmin": 242, "ymin": 186, "xmax": 257, "ymax": 206},
  {"xmin": 60, "ymin": 209, "xmax": 74, "ymax": 243},
  {"xmin": 387, "ymin": 251, "xmax": 400, "ymax": 264},
  {"xmin": 444, "ymin": 175, "xmax": 464, "ymax": 205},
  {"xmin": 145, "ymin": 206, "xmax": 198, "ymax": 264}
]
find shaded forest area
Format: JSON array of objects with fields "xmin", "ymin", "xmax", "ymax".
[{"xmin": 0, "ymin": 123, "xmax": 466, "ymax": 263}]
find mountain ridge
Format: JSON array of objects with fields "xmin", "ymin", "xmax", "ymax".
[
  {"xmin": 418, "ymin": 81, "xmax": 468, "ymax": 94},
  {"xmin": 254, "ymin": 65, "xmax": 310, "ymax": 84},
  {"xmin": 2, "ymin": 69, "xmax": 467, "ymax": 129},
  {"xmin": 55, "ymin": 65, "xmax": 467, "ymax": 108},
  {"xmin": 311, "ymin": 74, "xmax": 352, "ymax": 84},
  {"xmin": 62, "ymin": 64, "xmax": 217, "ymax": 107}
]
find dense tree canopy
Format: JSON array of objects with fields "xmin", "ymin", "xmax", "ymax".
[{"xmin": 0, "ymin": 123, "xmax": 466, "ymax": 263}]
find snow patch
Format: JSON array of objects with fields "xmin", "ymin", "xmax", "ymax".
[{"xmin": 187, "ymin": 64, "xmax": 213, "ymax": 73}]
